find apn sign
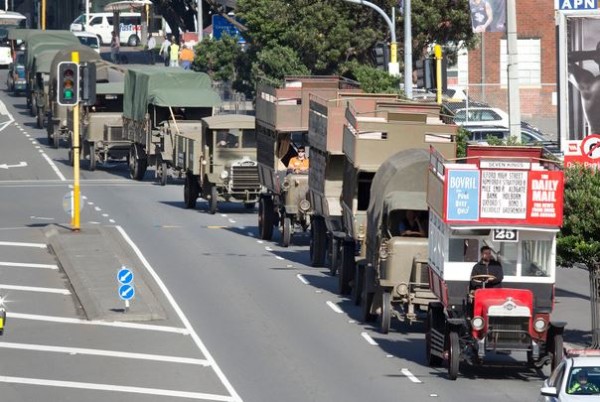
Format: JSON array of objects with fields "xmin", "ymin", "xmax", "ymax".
[{"xmin": 556, "ymin": 0, "xmax": 598, "ymax": 10}]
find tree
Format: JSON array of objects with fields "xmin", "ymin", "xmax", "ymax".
[{"xmin": 557, "ymin": 166, "xmax": 600, "ymax": 348}]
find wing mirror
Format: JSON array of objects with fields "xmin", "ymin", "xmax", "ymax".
[{"xmin": 540, "ymin": 386, "xmax": 558, "ymax": 397}]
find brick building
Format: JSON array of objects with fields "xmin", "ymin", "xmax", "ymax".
[{"xmin": 466, "ymin": 0, "xmax": 557, "ymax": 135}]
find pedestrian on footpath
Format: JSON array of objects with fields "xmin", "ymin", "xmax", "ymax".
[
  {"xmin": 146, "ymin": 34, "xmax": 156, "ymax": 65},
  {"xmin": 169, "ymin": 38, "xmax": 180, "ymax": 67},
  {"xmin": 159, "ymin": 35, "xmax": 171, "ymax": 66},
  {"xmin": 179, "ymin": 43, "xmax": 194, "ymax": 70},
  {"xmin": 110, "ymin": 31, "xmax": 120, "ymax": 64}
]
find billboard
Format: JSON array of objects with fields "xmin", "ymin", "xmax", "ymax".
[
  {"xmin": 469, "ymin": 0, "xmax": 506, "ymax": 33},
  {"xmin": 558, "ymin": 12, "xmax": 600, "ymax": 158}
]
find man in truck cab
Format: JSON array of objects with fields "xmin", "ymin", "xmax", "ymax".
[
  {"xmin": 287, "ymin": 146, "xmax": 309, "ymax": 174},
  {"xmin": 470, "ymin": 246, "xmax": 503, "ymax": 290}
]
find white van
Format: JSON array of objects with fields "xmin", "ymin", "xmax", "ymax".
[
  {"xmin": 73, "ymin": 31, "xmax": 100, "ymax": 53},
  {"xmin": 70, "ymin": 12, "xmax": 142, "ymax": 47}
]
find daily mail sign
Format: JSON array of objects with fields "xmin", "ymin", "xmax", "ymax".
[
  {"xmin": 444, "ymin": 168, "xmax": 564, "ymax": 227},
  {"xmin": 555, "ymin": 0, "xmax": 599, "ymax": 10}
]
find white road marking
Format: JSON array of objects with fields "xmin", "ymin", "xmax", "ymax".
[
  {"xmin": 116, "ymin": 226, "xmax": 242, "ymax": 402},
  {"xmin": 296, "ymin": 274, "xmax": 309, "ymax": 285},
  {"xmin": 265, "ymin": 246, "xmax": 273, "ymax": 251},
  {"xmin": 0, "ymin": 241, "xmax": 46, "ymax": 248},
  {"xmin": 40, "ymin": 153, "xmax": 66, "ymax": 181},
  {"xmin": 256, "ymin": 240, "xmax": 263, "ymax": 244},
  {"xmin": 361, "ymin": 332, "xmax": 378, "ymax": 346},
  {"xmin": 228, "ymin": 219, "xmax": 236, "ymax": 223},
  {"xmin": 0, "ymin": 342, "xmax": 209, "ymax": 366},
  {"xmin": 247, "ymin": 232, "xmax": 254, "ymax": 237},
  {"xmin": 87, "ymin": 202, "xmax": 94, "ymax": 205},
  {"xmin": 8, "ymin": 313, "xmax": 190, "ymax": 334},
  {"xmin": 109, "ymin": 219, "xmax": 116, "ymax": 223},
  {"xmin": 38, "ymin": 149, "xmax": 43, "ymax": 153},
  {"xmin": 275, "ymin": 256, "xmax": 284, "ymax": 260},
  {"xmin": 0, "ymin": 376, "xmax": 235, "ymax": 401},
  {"xmin": 220, "ymin": 214, "xmax": 227, "ymax": 217},
  {"xmin": 0, "ymin": 284, "xmax": 70, "ymax": 295},
  {"xmin": 401, "ymin": 368, "xmax": 422, "ymax": 383},
  {"xmin": 29, "ymin": 216, "xmax": 54, "ymax": 221},
  {"xmin": 326, "ymin": 301, "xmax": 344, "ymax": 314},
  {"xmin": 94, "ymin": 206, "xmax": 101, "ymax": 211},
  {"xmin": 102, "ymin": 213, "xmax": 109, "ymax": 217},
  {"xmin": 35, "ymin": 146, "xmax": 40, "ymax": 149},
  {"xmin": 0, "ymin": 261, "xmax": 58, "ymax": 269}
]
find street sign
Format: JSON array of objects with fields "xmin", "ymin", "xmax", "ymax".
[
  {"xmin": 119, "ymin": 284, "xmax": 135, "ymax": 301},
  {"xmin": 555, "ymin": 0, "xmax": 598, "ymax": 10},
  {"xmin": 212, "ymin": 15, "xmax": 245, "ymax": 44},
  {"xmin": 117, "ymin": 267, "xmax": 134, "ymax": 285}
]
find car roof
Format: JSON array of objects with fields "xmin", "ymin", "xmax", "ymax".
[{"xmin": 73, "ymin": 32, "xmax": 98, "ymax": 38}]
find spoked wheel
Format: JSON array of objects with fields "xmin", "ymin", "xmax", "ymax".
[
  {"xmin": 258, "ymin": 196, "xmax": 274, "ymax": 240},
  {"xmin": 310, "ymin": 217, "xmax": 327, "ymax": 267},
  {"xmin": 183, "ymin": 173, "xmax": 199, "ymax": 209},
  {"xmin": 426, "ymin": 307, "xmax": 444, "ymax": 366},
  {"xmin": 208, "ymin": 185, "xmax": 218, "ymax": 214},
  {"xmin": 351, "ymin": 263, "xmax": 364, "ymax": 306},
  {"xmin": 88, "ymin": 142, "xmax": 96, "ymax": 171},
  {"xmin": 338, "ymin": 241, "xmax": 354, "ymax": 295},
  {"xmin": 448, "ymin": 331, "xmax": 460, "ymax": 380},
  {"xmin": 379, "ymin": 290, "xmax": 392, "ymax": 334},
  {"xmin": 128, "ymin": 144, "xmax": 147, "ymax": 181},
  {"xmin": 52, "ymin": 130, "xmax": 60, "ymax": 149},
  {"xmin": 158, "ymin": 159, "xmax": 168, "ymax": 186},
  {"xmin": 551, "ymin": 333, "xmax": 563, "ymax": 371},
  {"xmin": 281, "ymin": 217, "xmax": 292, "ymax": 247},
  {"xmin": 329, "ymin": 238, "xmax": 339, "ymax": 276}
]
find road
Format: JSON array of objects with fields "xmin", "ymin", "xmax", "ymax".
[{"xmin": 0, "ymin": 67, "xmax": 593, "ymax": 402}]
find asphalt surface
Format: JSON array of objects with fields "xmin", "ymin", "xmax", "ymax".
[{"xmin": 0, "ymin": 63, "xmax": 593, "ymax": 402}]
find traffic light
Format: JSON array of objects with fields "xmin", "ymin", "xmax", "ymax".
[
  {"xmin": 57, "ymin": 61, "xmax": 79, "ymax": 106},
  {"xmin": 372, "ymin": 41, "xmax": 389, "ymax": 71},
  {"xmin": 415, "ymin": 58, "xmax": 434, "ymax": 90},
  {"xmin": 80, "ymin": 62, "xmax": 97, "ymax": 106}
]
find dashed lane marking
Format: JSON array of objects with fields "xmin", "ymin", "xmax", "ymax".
[
  {"xmin": 361, "ymin": 332, "xmax": 378, "ymax": 346},
  {"xmin": 0, "ymin": 284, "xmax": 70, "ymax": 295},
  {"xmin": 326, "ymin": 301, "xmax": 344, "ymax": 314},
  {"xmin": 401, "ymin": 368, "xmax": 422, "ymax": 383},
  {"xmin": 296, "ymin": 274, "xmax": 309, "ymax": 285},
  {"xmin": 40, "ymin": 153, "xmax": 66, "ymax": 181},
  {"xmin": 0, "ymin": 376, "xmax": 235, "ymax": 401},
  {"xmin": 0, "ymin": 261, "xmax": 58, "ymax": 270},
  {"xmin": 0, "ymin": 241, "xmax": 46, "ymax": 248},
  {"xmin": 0, "ymin": 342, "xmax": 210, "ymax": 366}
]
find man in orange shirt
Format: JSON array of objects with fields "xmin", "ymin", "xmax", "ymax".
[
  {"xmin": 180, "ymin": 43, "xmax": 195, "ymax": 70},
  {"xmin": 287, "ymin": 146, "xmax": 309, "ymax": 174}
]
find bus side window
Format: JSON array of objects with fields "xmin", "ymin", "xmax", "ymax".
[{"xmin": 449, "ymin": 238, "xmax": 479, "ymax": 262}]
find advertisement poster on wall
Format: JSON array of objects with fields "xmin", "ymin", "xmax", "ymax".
[{"xmin": 469, "ymin": 0, "xmax": 507, "ymax": 33}]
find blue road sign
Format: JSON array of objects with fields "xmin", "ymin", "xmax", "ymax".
[
  {"xmin": 212, "ymin": 15, "xmax": 245, "ymax": 44},
  {"xmin": 117, "ymin": 267, "xmax": 134, "ymax": 285},
  {"xmin": 119, "ymin": 284, "xmax": 135, "ymax": 301},
  {"xmin": 556, "ymin": 0, "xmax": 598, "ymax": 10}
]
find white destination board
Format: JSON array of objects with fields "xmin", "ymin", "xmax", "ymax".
[{"xmin": 480, "ymin": 170, "xmax": 528, "ymax": 219}]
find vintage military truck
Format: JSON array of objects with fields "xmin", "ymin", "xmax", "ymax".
[
  {"xmin": 174, "ymin": 114, "xmax": 262, "ymax": 213},
  {"xmin": 255, "ymin": 76, "xmax": 361, "ymax": 247},
  {"xmin": 29, "ymin": 49, "xmax": 59, "ymax": 129},
  {"xmin": 308, "ymin": 93, "xmax": 401, "ymax": 267},
  {"xmin": 47, "ymin": 45, "xmax": 103, "ymax": 148},
  {"xmin": 335, "ymin": 103, "xmax": 457, "ymax": 333},
  {"xmin": 123, "ymin": 67, "xmax": 221, "ymax": 184},
  {"xmin": 22, "ymin": 30, "xmax": 78, "ymax": 116},
  {"xmin": 66, "ymin": 62, "xmax": 127, "ymax": 170}
]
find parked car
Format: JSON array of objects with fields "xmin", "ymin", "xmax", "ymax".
[
  {"xmin": 539, "ymin": 350, "xmax": 600, "ymax": 401},
  {"xmin": 74, "ymin": 31, "xmax": 100, "ymax": 54},
  {"xmin": 462, "ymin": 125, "xmax": 562, "ymax": 159},
  {"xmin": 6, "ymin": 50, "xmax": 26, "ymax": 94},
  {"xmin": 453, "ymin": 106, "xmax": 509, "ymax": 127}
]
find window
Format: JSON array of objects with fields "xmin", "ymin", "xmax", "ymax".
[
  {"xmin": 521, "ymin": 239, "xmax": 552, "ymax": 277},
  {"xmin": 215, "ymin": 130, "xmax": 240, "ymax": 148},
  {"xmin": 500, "ymin": 39, "xmax": 541, "ymax": 87},
  {"xmin": 480, "ymin": 110, "xmax": 500, "ymax": 121},
  {"xmin": 449, "ymin": 238, "xmax": 480, "ymax": 262},
  {"xmin": 242, "ymin": 130, "xmax": 257, "ymax": 148},
  {"xmin": 89, "ymin": 17, "xmax": 101, "ymax": 26},
  {"xmin": 106, "ymin": 17, "xmax": 114, "ymax": 26}
]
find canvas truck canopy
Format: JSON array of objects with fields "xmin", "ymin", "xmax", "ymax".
[
  {"xmin": 25, "ymin": 30, "xmax": 78, "ymax": 71},
  {"xmin": 32, "ymin": 50, "xmax": 60, "ymax": 75},
  {"xmin": 366, "ymin": 148, "xmax": 430, "ymax": 252},
  {"xmin": 97, "ymin": 82, "xmax": 124, "ymax": 95},
  {"xmin": 123, "ymin": 67, "xmax": 221, "ymax": 122},
  {"xmin": 8, "ymin": 28, "xmax": 40, "ymax": 41},
  {"xmin": 202, "ymin": 114, "xmax": 255, "ymax": 130}
]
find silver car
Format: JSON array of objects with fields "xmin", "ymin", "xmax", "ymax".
[{"xmin": 539, "ymin": 351, "xmax": 600, "ymax": 401}]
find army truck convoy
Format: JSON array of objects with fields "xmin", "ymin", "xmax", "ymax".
[{"xmin": 10, "ymin": 28, "xmax": 565, "ymax": 378}]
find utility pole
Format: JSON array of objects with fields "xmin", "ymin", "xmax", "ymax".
[
  {"xmin": 404, "ymin": 0, "xmax": 412, "ymax": 99},
  {"xmin": 342, "ymin": 0, "xmax": 399, "ymax": 77},
  {"xmin": 41, "ymin": 0, "xmax": 46, "ymax": 30},
  {"xmin": 71, "ymin": 52, "xmax": 81, "ymax": 232},
  {"xmin": 198, "ymin": 0, "xmax": 203, "ymax": 41},
  {"xmin": 85, "ymin": 0, "xmax": 90, "ymax": 31},
  {"xmin": 506, "ymin": 0, "xmax": 521, "ymax": 142}
]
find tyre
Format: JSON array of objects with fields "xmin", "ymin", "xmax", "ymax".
[
  {"xmin": 360, "ymin": 287, "xmax": 376, "ymax": 323},
  {"xmin": 159, "ymin": 160, "xmax": 168, "ymax": 186},
  {"xmin": 183, "ymin": 173, "xmax": 199, "ymax": 209},
  {"xmin": 68, "ymin": 149, "xmax": 74, "ymax": 167},
  {"xmin": 88, "ymin": 142, "xmax": 96, "ymax": 171},
  {"xmin": 338, "ymin": 241, "xmax": 354, "ymax": 295},
  {"xmin": 329, "ymin": 238, "xmax": 339, "ymax": 276},
  {"xmin": 310, "ymin": 217, "xmax": 327, "ymax": 267},
  {"xmin": 281, "ymin": 217, "xmax": 292, "ymax": 247},
  {"xmin": 127, "ymin": 34, "xmax": 140, "ymax": 47},
  {"xmin": 52, "ymin": 131, "xmax": 60, "ymax": 149},
  {"xmin": 426, "ymin": 307, "xmax": 444, "ymax": 367},
  {"xmin": 351, "ymin": 263, "xmax": 364, "ymax": 306},
  {"xmin": 209, "ymin": 185, "xmax": 218, "ymax": 214},
  {"xmin": 36, "ymin": 108, "xmax": 43, "ymax": 128},
  {"xmin": 551, "ymin": 333, "xmax": 563, "ymax": 372},
  {"xmin": 128, "ymin": 144, "xmax": 147, "ymax": 181},
  {"xmin": 448, "ymin": 331, "xmax": 460, "ymax": 380},
  {"xmin": 258, "ymin": 196, "xmax": 274, "ymax": 240},
  {"xmin": 379, "ymin": 291, "xmax": 392, "ymax": 334}
]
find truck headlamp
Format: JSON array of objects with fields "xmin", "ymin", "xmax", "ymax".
[
  {"xmin": 379, "ymin": 242, "xmax": 389, "ymax": 260},
  {"xmin": 220, "ymin": 170, "xmax": 229, "ymax": 180},
  {"xmin": 533, "ymin": 317, "xmax": 547, "ymax": 333},
  {"xmin": 299, "ymin": 199, "xmax": 311, "ymax": 212},
  {"xmin": 471, "ymin": 316, "xmax": 485, "ymax": 330}
]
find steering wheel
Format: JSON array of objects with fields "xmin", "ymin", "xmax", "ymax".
[{"xmin": 471, "ymin": 274, "xmax": 497, "ymax": 284}]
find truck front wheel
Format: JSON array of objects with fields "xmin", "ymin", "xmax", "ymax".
[
  {"xmin": 258, "ymin": 196, "xmax": 274, "ymax": 240},
  {"xmin": 310, "ymin": 217, "xmax": 326, "ymax": 267}
]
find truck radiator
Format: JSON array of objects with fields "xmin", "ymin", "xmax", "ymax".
[
  {"xmin": 104, "ymin": 125, "xmax": 126, "ymax": 142},
  {"xmin": 486, "ymin": 316, "xmax": 530, "ymax": 350},
  {"xmin": 231, "ymin": 166, "xmax": 261, "ymax": 191}
]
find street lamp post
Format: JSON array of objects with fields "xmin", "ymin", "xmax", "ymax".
[{"xmin": 342, "ymin": 0, "xmax": 400, "ymax": 77}]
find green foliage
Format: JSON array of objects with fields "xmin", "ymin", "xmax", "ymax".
[
  {"xmin": 455, "ymin": 127, "xmax": 469, "ymax": 158},
  {"xmin": 557, "ymin": 166, "xmax": 600, "ymax": 269},
  {"xmin": 251, "ymin": 45, "xmax": 311, "ymax": 83},
  {"xmin": 193, "ymin": 35, "xmax": 240, "ymax": 82},
  {"xmin": 342, "ymin": 61, "xmax": 400, "ymax": 94}
]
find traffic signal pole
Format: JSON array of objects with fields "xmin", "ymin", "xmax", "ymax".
[
  {"xmin": 435, "ymin": 44, "xmax": 442, "ymax": 105},
  {"xmin": 72, "ymin": 51, "xmax": 81, "ymax": 232}
]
